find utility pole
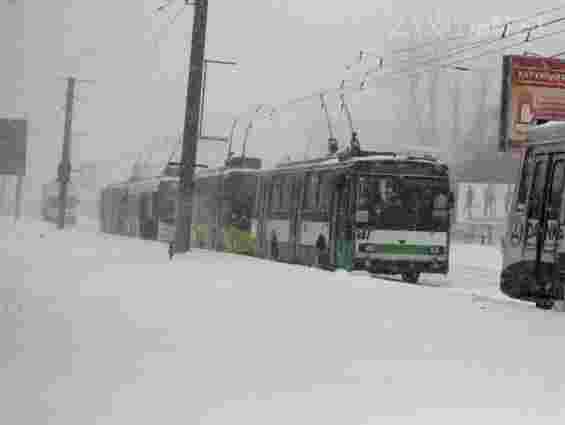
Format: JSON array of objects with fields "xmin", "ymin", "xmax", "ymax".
[
  {"xmin": 57, "ymin": 77, "xmax": 75, "ymax": 230},
  {"xmin": 174, "ymin": 0, "xmax": 209, "ymax": 253}
]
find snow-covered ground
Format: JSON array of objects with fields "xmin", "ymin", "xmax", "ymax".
[{"xmin": 2, "ymin": 217, "xmax": 565, "ymax": 423}]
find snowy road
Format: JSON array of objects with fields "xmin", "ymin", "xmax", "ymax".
[{"xmin": 2, "ymin": 219, "xmax": 565, "ymax": 423}]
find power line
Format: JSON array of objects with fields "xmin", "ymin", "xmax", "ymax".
[
  {"xmin": 383, "ymin": 25, "xmax": 565, "ymax": 85},
  {"xmin": 356, "ymin": 14, "xmax": 565, "ymax": 86},
  {"xmin": 232, "ymin": 13, "xmax": 565, "ymax": 126},
  {"xmin": 381, "ymin": 3, "xmax": 565, "ymax": 56}
]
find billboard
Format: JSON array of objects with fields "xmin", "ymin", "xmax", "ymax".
[
  {"xmin": 499, "ymin": 55, "xmax": 565, "ymax": 153},
  {"xmin": 0, "ymin": 118, "xmax": 27, "ymax": 175},
  {"xmin": 456, "ymin": 182, "xmax": 515, "ymax": 224}
]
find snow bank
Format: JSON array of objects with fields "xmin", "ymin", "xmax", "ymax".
[{"xmin": 4, "ymin": 219, "xmax": 564, "ymax": 424}]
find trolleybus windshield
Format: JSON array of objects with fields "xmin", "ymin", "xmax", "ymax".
[{"xmin": 357, "ymin": 175, "xmax": 450, "ymax": 232}]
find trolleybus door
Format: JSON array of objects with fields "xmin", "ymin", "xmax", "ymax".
[
  {"xmin": 541, "ymin": 155, "xmax": 565, "ymax": 298},
  {"xmin": 329, "ymin": 174, "xmax": 345, "ymax": 268},
  {"xmin": 330, "ymin": 173, "xmax": 354, "ymax": 270},
  {"xmin": 523, "ymin": 154, "xmax": 549, "ymax": 280}
]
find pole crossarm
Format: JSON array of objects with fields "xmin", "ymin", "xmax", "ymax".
[{"xmin": 200, "ymin": 135, "xmax": 228, "ymax": 142}]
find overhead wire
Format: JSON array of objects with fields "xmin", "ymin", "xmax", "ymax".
[
  {"xmin": 349, "ymin": 14, "xmax": 565, "ymax": 89},
  {"xmin": 361, "ymin": 3, "xmax": 565, "ymax": 59},
  {"xmin": 231, "ymin": 12, "xmax": 565, "ymax": 127}
]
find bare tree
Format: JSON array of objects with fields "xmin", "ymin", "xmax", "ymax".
[{"xmin": 387, "ymin": 17, "xmax": 497, "ymax": 163}]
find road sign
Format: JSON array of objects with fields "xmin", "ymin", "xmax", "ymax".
[{"xmin": 0, "ymin": 118, "xmax": 27, "ymax": 176}]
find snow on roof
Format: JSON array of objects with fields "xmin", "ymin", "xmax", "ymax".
[
  {"xmin": 194, "ymin": 167, "xmax": 262, "ymax": 179},
  {"xmin": 269, "ymin": 151, "xmax": 443, "ymax": 173}
]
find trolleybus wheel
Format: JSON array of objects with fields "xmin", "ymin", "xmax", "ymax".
[{"xmin": 401, "ymin": 272, "xmax": 420, "ymax": 284}]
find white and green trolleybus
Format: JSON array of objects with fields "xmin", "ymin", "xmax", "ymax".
[{"xmin": 253, "ymin": 149, "xmax": 454, "ymax": 283}]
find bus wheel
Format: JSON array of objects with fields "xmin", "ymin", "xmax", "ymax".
[
  {"xmin": 401, "ymin": 272, "xmax": 420, "ymax": 284},
  {"xmin": 535, "ymin": 299, "xmax": 554, "ymax": 310}
]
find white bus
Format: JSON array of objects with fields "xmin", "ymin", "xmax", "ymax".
[
  {"xmin": 501, "ymin": 122, "xmax": 565, "ymax": 309},
  {"xmin": 254, "ymin": 149, "xmax": 454, "ymax": 283}
]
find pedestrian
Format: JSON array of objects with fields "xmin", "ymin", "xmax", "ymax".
[
  {"xmin": 168, "ymin": 240, "xmax": 175, "ymax": 260},
  {"xmin": 505, "ymin": 185, "xmax": 513, "ymax": 213},
  {"xmin": 314, "ymin": 234, "xmax": 327, "ymax": 268}
]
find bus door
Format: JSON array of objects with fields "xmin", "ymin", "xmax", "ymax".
[
  {"xmin": 330, "ymin": 173, "xmax": 353, "ymax": 270},
  {"xmin": 256, "ymin": 179, "xmax": 270, "ymax": 258},
  {"xmin": 522, "ymin": 153, "xmax": 552, "ymax": 292},
  {"xmin": 541, "ymin": 155, "xmax": 565, "ymax": 298}
]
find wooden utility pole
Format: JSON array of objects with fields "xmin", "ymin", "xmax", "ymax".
[
  {"xmin": 57, "ymin": 77, "xmax": 75, "ymax": 230},
  {"xmin": 174, "ymin": 0, "xmax": 209, "ymax": 253}
]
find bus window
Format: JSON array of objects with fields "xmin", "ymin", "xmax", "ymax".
[
  {"xmin": 271, "ymin": 179, "xmax": 281, "ymax": 211},
  {"xmin": 516, "ymin": 150, "xmax": 536, "ymax": 212},
  {"xmin": 281, "ymin": 176, "xmax": 290, "ymax": 210},
  {"xmin": 319, "ymin": 173, "xmax": 330, "ymax": 211},
  {"xmin": 528, "ymin": 160, "xmax": 548, "ymax": 220},
  {"xmin": 303, "ymin": 173, "xmax": 322, "ymax": 210},
  {"xmin": 548, "ymin": 160, "xmax": 565, "ymax": 221},
  {"xmin": 311, "ymin": 173, "xmax": 320, "ymax": 209},
  {"xmin": 303, "ymin": 173, "xmax": 312, "ymax": 209}
]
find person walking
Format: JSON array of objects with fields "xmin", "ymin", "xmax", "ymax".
[
  {"xmin": 314, "ymin": 234, "xmax": 327, "ymax": 268},
  {"xmin": 168, "ymin": 240, "xmax": 175, "ymax": 260},
  {"xmin": 505, "ymin": 185, "xmax": 513, "ymax": 213}
]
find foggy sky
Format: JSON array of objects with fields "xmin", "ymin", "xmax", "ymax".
[{"xmin": 5, "ymin": 0, "xmax": 565, "ymax": 197}]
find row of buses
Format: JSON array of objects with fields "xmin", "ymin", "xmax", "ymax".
[
  {"xmin": 98, "ymin": 121, "xmax": 565, "ymax": 309},
  {"xmin": 100, "ymin": 148, "xmax": 454, "ymax": 284}
]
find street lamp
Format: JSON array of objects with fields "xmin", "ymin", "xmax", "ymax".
[{"xmin": 199, "ymin": 58, "xmax": 237, "ymax": 143}]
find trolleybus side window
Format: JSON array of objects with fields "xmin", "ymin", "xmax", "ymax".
[
  {"xmin": 527, "ymin": 159, "xmax": 548, "ymax": 219},
  {"xmin": 303, "ymin": 173, "xmax": 312, "ymax": 209},
  {"xmin": 516, "ymin": 150, "xmax": 536, "ymax": 212},
  {"xmin": 303, "ymin": 172, "xmax": 323, "ymax": 211},
  {"xmin": 271, "ymin": 178, "xmax": 281, "ymax": 211},
  {"xmin": 548, "ymin": 160, "xmax": 565, "ymax": 221},
  {"xmin": 319, "ymin": 173, "xmax": 330, "ymax": 211}
]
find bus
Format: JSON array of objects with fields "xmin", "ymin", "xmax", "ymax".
[
  {"xmin": 253, "ymin": 149, "xmax": 454, "ymax": 283},
  {"xmin": 99, "ymin": 176, "xmax": 178, "ymax": 241},
  {"xmin": 41, "ymin": 180, "xmax": 79, "ymax": 226},
  {"xmin": 192, "ymin": 157, "xmax": 261, "ymax": 254},
  {"xmin": 500, "ymin": 122, "xmax": 565, "ymax": 309},
  {"xmin": 98, "ymin": 156, "xmax": 261, "ymax": 252}
]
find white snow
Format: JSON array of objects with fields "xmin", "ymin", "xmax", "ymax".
[{"xmin": 2, "ymin": 217, "xmax": 565, "ymax": 424}]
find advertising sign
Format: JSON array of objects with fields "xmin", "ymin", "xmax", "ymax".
[
  {"xmin": 0, "ymin": 118, "xmax": 27, "ymax": 175},
  {"xmin": 499, "ymin": 55, "xmax": 565, "ymax": 153}
]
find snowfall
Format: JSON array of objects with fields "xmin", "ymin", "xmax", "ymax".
[{"xmin": 2, "ymin": 216, "xmax": 565, "ymax": 424}]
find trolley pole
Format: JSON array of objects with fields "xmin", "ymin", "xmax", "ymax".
[
  {"xmin": 57, "ymin": 76, "xmax": 75, "ymax": 230},
  {"xmin": 174, "ymin": 0, "xmax": 209, "ymax": 253}
]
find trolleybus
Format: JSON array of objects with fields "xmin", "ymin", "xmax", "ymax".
[
  {"xmin": 253, "ymin": 149, "xmax": 454, "ymax": 283},
  {"xmin": 501, "ymin": 122, "xmax": 565, "ymax": 309}
]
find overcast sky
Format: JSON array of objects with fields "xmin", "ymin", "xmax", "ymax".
[{"xmin": 4, "ymin": 0, "xmax": 565, "ymax": 194}]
